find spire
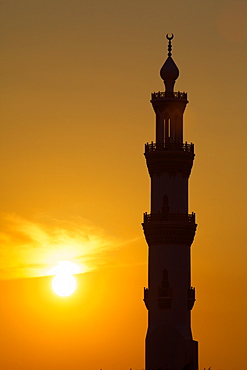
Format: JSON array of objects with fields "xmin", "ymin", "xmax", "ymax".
[
  {"xmin": 160, "ymin": 34, "xmax": 179, "ymax": 93},
  {"xmin": 167, "ymin": 33, "xmax": 173, "ymax": 57}
]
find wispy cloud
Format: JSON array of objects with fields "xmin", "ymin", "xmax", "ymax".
[{"xmin": 0, "ymin": 213, "xmax": 135, "ymax": 280}]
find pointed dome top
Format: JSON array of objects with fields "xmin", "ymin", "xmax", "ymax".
[
  {"xmin": 160, "ymin": 56, "xmax": 179, "ymax": 81},
  {"xmin": 160, "ymin": 34, "xmax": 179, "ymax": 93}
]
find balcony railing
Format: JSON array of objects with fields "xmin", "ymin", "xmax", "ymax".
[
  {"xmin": 145, "ymin": 141, "xmax": 194, "ymax": 154},
  {"xmin": 151, "ymin": 91, "xmax": 187, "ymax": 100},
  {"xmin": 143, "ymin": 212, "xmax": 196, "ymax": 223}
]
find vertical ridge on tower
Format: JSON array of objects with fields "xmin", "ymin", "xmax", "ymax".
[{"xmin": 142, "ymin": 35, "xmax": 198, "ymax": 370}]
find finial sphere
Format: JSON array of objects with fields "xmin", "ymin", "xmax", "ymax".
[{"xmin": 166, "ymin": 33, "xmax": 174, "ymax": 40}]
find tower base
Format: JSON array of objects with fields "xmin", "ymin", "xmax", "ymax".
[{"xmin": 146, "ymin": 325, "xmax": 198, "ymax": 370}]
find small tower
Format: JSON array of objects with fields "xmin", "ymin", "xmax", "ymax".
[{"xmin": 142, "ymin": 35, "xmax": 198, "ymax": 370}]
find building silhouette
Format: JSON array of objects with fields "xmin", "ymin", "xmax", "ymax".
[{"xmin": 142, "ymin": 35, "xmax": 198, "ymax": 370}]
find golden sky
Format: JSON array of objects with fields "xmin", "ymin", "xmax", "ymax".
[{"xmin": 1, "ymin": 0, "xmax": 247, "ymax": 369}]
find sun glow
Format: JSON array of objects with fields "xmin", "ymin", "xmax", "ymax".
[
  {"xmin": 52, "ymin": 273, "xmax": 77, "ymax": 297},
  {"xmin": 49, "ymin": 261, "xmax": 79, "ymax": 297}
]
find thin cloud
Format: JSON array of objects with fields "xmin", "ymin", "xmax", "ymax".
[{"xmin": 0, "ymin": 213, "xmax": 135, "ymax": 280}]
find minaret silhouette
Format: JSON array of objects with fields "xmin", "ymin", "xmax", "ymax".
[{"xmin": 142, "ymin": 34, "xmax": 198, "ymax": 370}]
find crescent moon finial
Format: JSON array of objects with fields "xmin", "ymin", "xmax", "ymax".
[
  {"xmin": 166, "ymin": 33, "xmax": 174, "ymax": 41},
  {"xmin": 166, "ymin": 33, "xmax": 174, "ymax": 57}
]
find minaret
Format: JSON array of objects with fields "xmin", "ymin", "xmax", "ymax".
[{"xmin": 142, "ymin": 34, "xmax": 198, "ymax": 370}]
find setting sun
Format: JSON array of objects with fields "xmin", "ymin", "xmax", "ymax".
[
  {"xmin": 52, "ymin": 273, "xmax": 77, "ymax": 297},
  {"xmin": 49, "ymin": 261, "xmax": 79, "ymax": 297}
]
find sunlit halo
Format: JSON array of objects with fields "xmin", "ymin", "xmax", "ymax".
[
  {"xmin": 49, "ymin": 261, "xmax": 79, "ymax": 297},
  {"xmin": 48, "ymin": 260, "xmax": 80, "ymax": 275}
]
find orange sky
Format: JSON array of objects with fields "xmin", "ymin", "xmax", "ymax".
[{"xmin": 1, "ymin": 1, "xmax": 247, "ymax": 369}]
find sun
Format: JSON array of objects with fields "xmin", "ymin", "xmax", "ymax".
[
  {"xmin": 49, "ymin": 261, "xmax": 79, "ymax": 297},
  {"xmin": 52, "ymin": 273, "xmax": 77, "ymax": 297}
]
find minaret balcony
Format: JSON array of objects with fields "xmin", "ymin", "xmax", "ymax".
[
  {"xmin": 142, "ymin": 212, "xmax": 197, "ymax": 246},
  {"xmin": 145, "ymin": 141, "xmax": 194, "ymax": 154},
  {"xmin": 151, "ymin": 91, "xmax": 187, "ymax": 100},
  {"xmin": 143, "ymin": 212, "xmax": 196, "ymax": 224},
  {"xmin": 144, "ymin": 142, "xmax": 195, "ymax": 177}
]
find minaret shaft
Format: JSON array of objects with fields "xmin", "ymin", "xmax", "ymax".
[
  {"xmin": 151, "ymin": 173, "xmax": 188, "ymax": 214},
  {"xmin": 142, "ymin": 36, "xmax": 198, "ymax": 370}
]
